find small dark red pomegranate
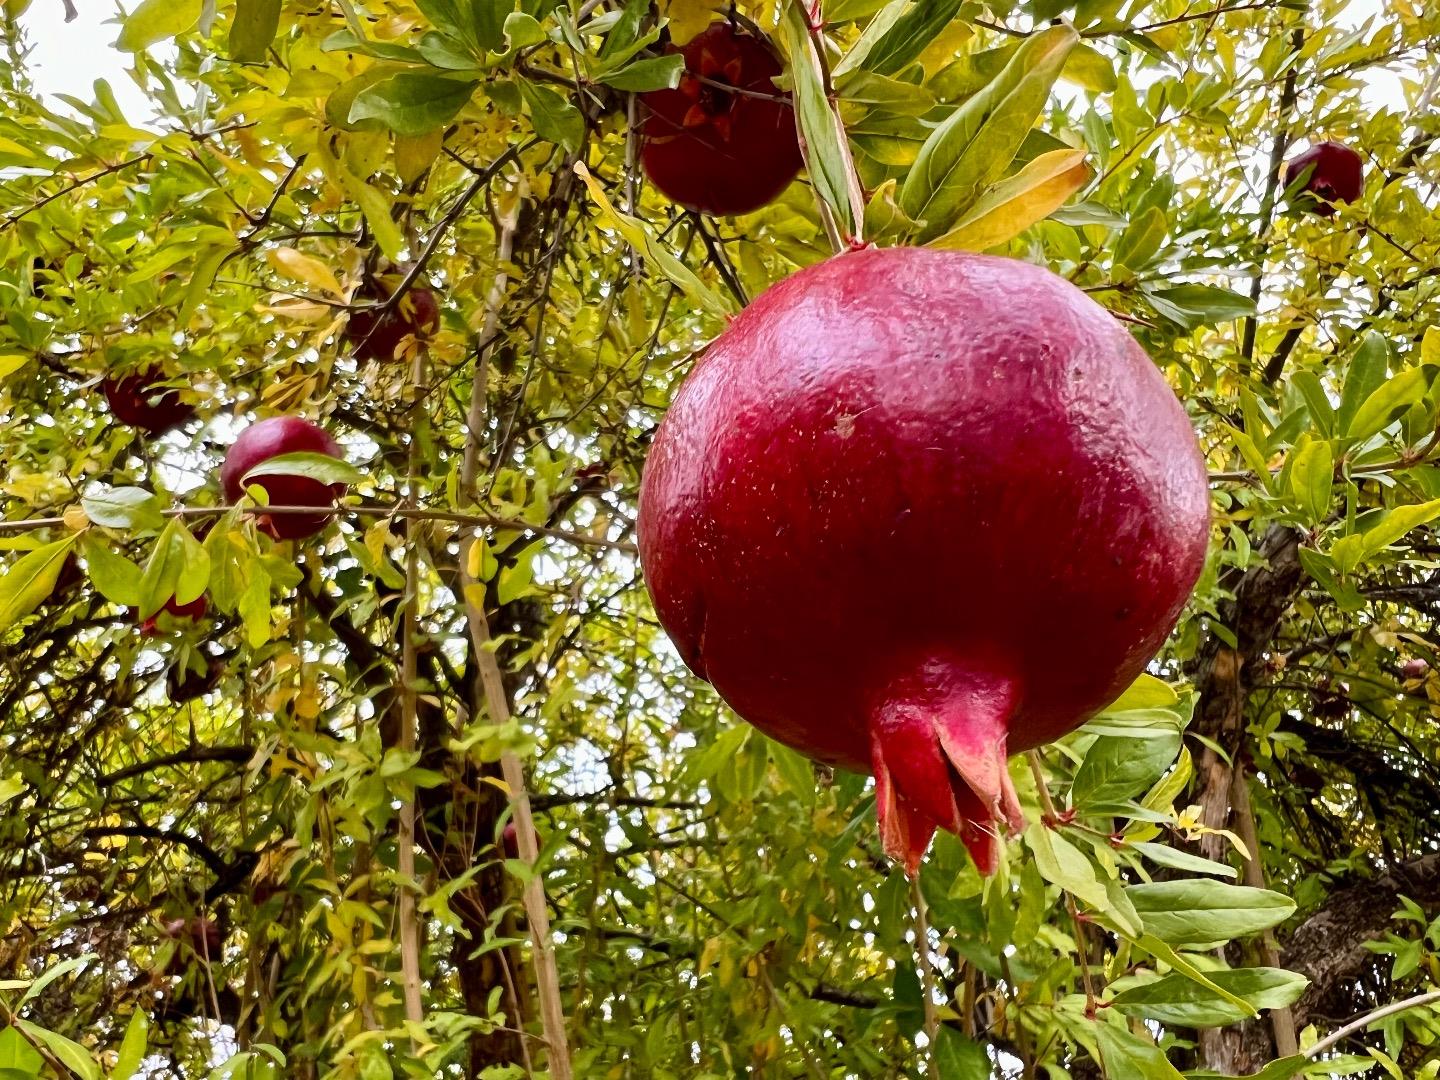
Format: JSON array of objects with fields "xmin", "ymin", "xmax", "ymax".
[
  {"xmin": 640, "ymin": 23, "xmax": 803, "ymax": 216},
  {"xmin": 1402, "ymin": 658, "xmax": 1429, "ymax": 680},
  {"xmin": 221, "ymin": 416, "xmax": 346, "ymax": 541},
  {"xmin": 103, "ymin": 367, "xmax": 197, "ymax": 435},
  {"xmin": 164, "ymin": 916, "xmax": 222, "ymax": 962},
  {"xmin": 639, "ymin": 248, "xmax": 1211, "ymax": 874},
  {"xmin": 1284, "ymin": 141, "xmax": 1364, "ymax": 216},
  {"xmin": 139, "ymin": 594, "xmax": 209, "ymax": 638},
  {"xmin": 345, "ymin": 283, "xmax": 441, "ymax": 362},
  {"xmin": 501, "ymin": 820, "xmax": 538, "ymax": 860}
]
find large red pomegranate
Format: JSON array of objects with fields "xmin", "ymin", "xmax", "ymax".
[
  {"xmin": 221, "ymin": 416, "xmax": 346, "ymax": 540},
  {"xmin": 638, "ymin": 248, "xmax": 1210, "ymax": 874},
  {"xmin": 639, "ymin": 23, "xmax": 803, "ymax": 216},
  {"xmin": 103, "ymin": 367, "xmax": 197, "ymax": 435},
  {"xmin": 1284, "ymin": 140, "xmax": 1364, "ymax": 216}
]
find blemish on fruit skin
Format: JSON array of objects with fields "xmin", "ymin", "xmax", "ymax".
[{"xmin": 833, "ymin": 414, "xmax": 856, "ymax": 438}]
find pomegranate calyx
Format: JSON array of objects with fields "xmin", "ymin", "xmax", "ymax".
[{"xmin": 869, "ymin": 657, "xmax": 1023, "ymax": 876}]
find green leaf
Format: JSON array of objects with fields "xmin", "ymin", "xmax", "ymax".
[
  {"xmin": 1113, "ymin": 205, "xmax": 1167, "ymax": 272},
  {"xmin": 117, "ymin": 0, "xmax": 202, "ymax": 51},
  {"xmin": 1357, "ymin": 498, "xmax": 1440, "ymax": 561},
  {"xmin": 1127, "ymin": 933, "xmax": 1259, "ymax": 1020},
  {"xmin": 900, "ymin": 24, "xmax": 1078, "ymax": 239},
  {"xmin": 1128, "ymin": 841, "xmax": 1237, "ymax": 879},
  {"xmin": 81, "ymin": 486, "xmax": 166, "ymax": 531},
  {"xmin": 519, "ymin": 82, "xmax": 584, "ymax": 152},
  {"xmin": 573, "ymin": 163, "xmax": 733, "ymax": 320},
  {"xmin": 1145, "ymin": 283, "xmax": 1257, "ymax": 330},
  {"xmin": 1336, "ymin": 332, "xmax": 1390, "ymax": 436},
  {"xmin": 766, "ymin": 738, "xmax": 816, "ymax": 805},
  {"xmin": 13, "ymin": 1022, "xmax": 97, "ymax": 1080},
  {"xmin": 1287, "ymin": 435, "xmax": 1333, "ymax": 523},
  {"xmin": 933, "ymin": 1028, "xmax": 990, "ymax": 1078},
  {"xmin": 1110, "ymin": 967, "xmax": 1307, "ymax": 1027},
  {"xmin": 0, "ymin": 537, "xmax": 78, "ymax": 628},
  {"xmin": 112, "ymin": 1011, "xmax": 148, "ymax": 1080},
  {"xmin": 1125, "ymin": 881, "xmax": 1295, "ymax": 945},
  {"xmin": 138, "ymin": 519, "xmax": 210, "ymax": 617},
  {"xmin": 1026, "ymin": 823, "xmax": 1109, "ymax": 908},
  {"xmin": 1072, "ymin": 731, "xmax": 1181, "ymax": 808},
  {"xmin": 853, "ymin": 0, "xmax": 965, "ymax": 77},
  {"xmin": 595, "ymin": 54, "xmax": 684, "ymax": 92},
  {"xmin": 503, "ymin": 11, "xmax": 547, "ymax": 49},
  {"xmin": 80, "ymin": 535, "xmax": 143, "ymax": 607},
  {"xmin": 1105, "ymin": 673, "xmax": 1179, "ymax": 712},
  {"xmin": 931, "ymin": 147, "xmax": 1089, "ymax": 251},
  {"xmin": 1292, "ymin": 370, "xmax": 1335, "ymax": 438},
  {"xmin": 1063, "ymin": 41, "xmax": 1117, "ymax": 92},
  {"xmin": 349, "ymin": 73, "xmax": 479, "ymax": 137},
  {"xmin": 782, "ymin": 4, "xmax": 863, "ymax": 239},
  {"xmin": 1347, "ymin": 367, "xmax": 1430, "ymax": 441},
  {"xmin": 0, "ymin": 1027, "xmax": 43, "ymax": 1074},
  {"xmin": 18, "ymin": 957, "xmax": 87, "ymax": 1008},
  {"xmin": 229, "ymin": 0, "xmax": 281, "ymax": 62},
  {"xmin": 242, "ymin": 451, "xmax": 362, "ymax": 488},
  {"xmin": 1094, "ymin": 1019, "xmax": 1186, "ymax": 1079}
]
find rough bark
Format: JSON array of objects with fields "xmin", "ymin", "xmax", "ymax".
[
  {"xmin": 1220, "ymin": 853, "xmax": 1440, "ymax": 1070},
  {"xmin": 1189, "ymin": 524, "xmax": 1304, "ymax": 1070}
]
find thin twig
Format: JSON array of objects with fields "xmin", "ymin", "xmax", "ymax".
[
  {"xmin": 911, "ymin": 878, "xmax": 942, "ymax": 1080},
  {"xmin": 1027, "ymin": 751, "xmax": 1097, "ymax": 1012},
  {"xmin": 0, "ymin": 502, "xmax": 636, "ymax": 553},
  {"xmin": 1304, "ymin": 990, "xmax": 1440, "ymax": 1059}
]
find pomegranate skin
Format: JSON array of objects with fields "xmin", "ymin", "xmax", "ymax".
[
  {"xmin": 640, "ymin": 23, "xmax": 803, "ymax": 216},
  {"xmin": 221, "ymin": 416, "xmax": 346, "ymax": 541},
  {"xmin": 345, "ymin": 285, "xmax": 440, "ymax": 362},
  {"xmin": 639, "ymin": 247, "xmax": 1210, "ymax": 873},
  {"xmin": 139, "ymin": 594, "xmax": 209, "ymax": 638},
  {"xmin": 103, "ymin": 368, "xmax": 197, "ymax": 435},
  {"xmin": 1284, "ymin": 141, "xmax": 1364, "ymax": 216}
]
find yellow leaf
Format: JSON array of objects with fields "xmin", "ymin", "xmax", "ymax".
[
  {"xmin": 394, "ymin": 130, "xmax": 443, "ymax": 184},
  {"xmin": 930, "ymin": 148, "xmax": 1089, "ymax": 252},
  {"xmin": 661, "ymin": 0, "xmax": 725, "ymax": 44},
  {"xmin": 0, "ymin": 355, "xmax": 28, "ymax": 380},
  {"xmin": 1422, "ymin": 326, "xmax": 1440, "ymax": 368},
  {"xmin": 266, "ymin": 248, "xmax": 344, "ymax": 298}
]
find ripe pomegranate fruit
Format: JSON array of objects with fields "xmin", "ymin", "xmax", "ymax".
[
  {"xmin": 1401, "ymin": 658, "xmax": 1429, "ymax": 680},
  {"xmin": 638, "ymin": 247, "xmax": 1210, "ymax": 874},
  {"xmin": 164, "ymin": 915, "xmax": 222, "ymax": 965},
  {"xmin": 221, "ymin": 416, "xmax": 346, "ymax": 540},
  {"xmin": 501, "ymin": 820, "xmax": 538, "ymax": 860},
  {"xmin": 103, "ymin": 367, "xmax": 197, "ymax": 435},
  {"xmin": 1284, "ymin": 141, "xmax": 1364, "ymax": 216},
  {"xmin": 139, "ymin": 594, "xmax": 209, "ymax": 638},
  {"xmin": 345, "ymin": 281, "xmax": 441, "ymax": 362},
  {"xmin": 639, "ymin": 22, "xmax": 802, "ymax": 216}
]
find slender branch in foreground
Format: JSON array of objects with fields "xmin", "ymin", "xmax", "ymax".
[
  {"xmin": 1304, "ymin": 990, "xmax": 1440, "ymax": 1060},
  {"xmin": 0, "ymin": 502, "xmax": 636, "ymax": 553}
]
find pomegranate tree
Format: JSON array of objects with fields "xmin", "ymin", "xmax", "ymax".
[
  {"xmin": 221, "ymin": 416, "xmax": 346, "ymax": 540},
  {"xmin": 638, "ymin": 247, "xmax": 1210, "ymax": 874},
  {"xmin": 639, "ymin": 23, "xmax": 802, "ymax": 216},
  {"xmin": 1284, "ymin": 140, "xmax": 1364, "ymax": 216},
  {"xmin": 103, "ymin": 367, "xmax": 196, "ymax": 435}
]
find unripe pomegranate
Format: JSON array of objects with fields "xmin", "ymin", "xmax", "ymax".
[
  {"xmin": 139, "ymin": 594, "xmax": 209, "ymax": 638},
  {"xmin": 1284, "ymin": 141, "xmax": 1364, "ymax": 216},
  {"xmin": 345, "ymin": 282, "xmax": 441, "ymax": 362},
  {"xmin": 221, "ymin": 416, "xmax": 346, "ymax": 540},
  {"xmin": 640, "ymin": 23, "xmax": 803, "ymax": 216},
  {"xmin": 639, "ymin": 248, "xmax": 1210, "ymax": 874},
  {"xmin": 103, "ymin": 367, "xmax": 196, "ymax": 435}
]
